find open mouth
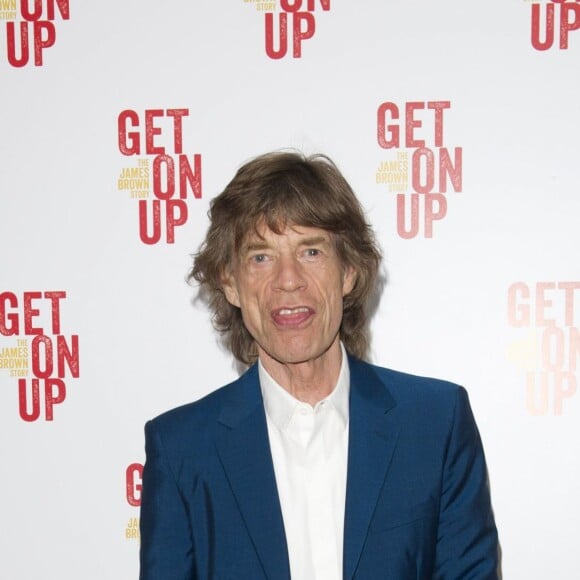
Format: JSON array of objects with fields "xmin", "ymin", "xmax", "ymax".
[{"xmin": 271, "ymin": 306, "xmax": 314, "ymax": 327}]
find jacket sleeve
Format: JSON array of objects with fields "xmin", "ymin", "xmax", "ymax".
[
  {"xmin": 434, "ymin": 387, "xmax": 500, "ymax": 579},
  {"xmin": 139, "ymin": 419, "xmax": 195, "ymax": 580}
]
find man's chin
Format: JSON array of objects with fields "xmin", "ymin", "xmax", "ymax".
[{"xmin": 258, "ymin": 339, "xmax": 337, "ymax": 368}]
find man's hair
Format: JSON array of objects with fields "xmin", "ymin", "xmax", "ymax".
[{"xmin": 190, "ymin": 150, "xmax": 382, "ymax": 365}]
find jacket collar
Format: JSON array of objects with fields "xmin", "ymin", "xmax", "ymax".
[
  {"xmin": 215, "ymin": 365, "xmax": 291, "ymax": 580},
  {"xmin": 343, "ymin": 356, "xmax": 400, "ymax": 580}
]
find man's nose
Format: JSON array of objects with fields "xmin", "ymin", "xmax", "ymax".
[{"xmin": 272, "ymin": 255, "xmax": 306, "ymax": 292}]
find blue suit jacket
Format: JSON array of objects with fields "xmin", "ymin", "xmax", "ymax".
[{"xmin": 140, "ymin": 357, "xmax": 499, "ymax": 579}]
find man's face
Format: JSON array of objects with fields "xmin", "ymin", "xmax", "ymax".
[{"xmin": 222, "ymin": 224, "xmax": 356, "ymax": 369}]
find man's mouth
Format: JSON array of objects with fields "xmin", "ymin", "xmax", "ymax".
[{"xmin": 271, "ymin": 306, "xmax": 313, "ymax": 327}]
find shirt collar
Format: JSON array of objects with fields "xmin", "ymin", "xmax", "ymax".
[{"xmin": 259, "ymin": 342, "xmax": 350, "ymax": 431}]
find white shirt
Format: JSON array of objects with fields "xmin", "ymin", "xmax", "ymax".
[{"xmin": 259, "ymin": 345, "xmax": 350, "ymax": 580}]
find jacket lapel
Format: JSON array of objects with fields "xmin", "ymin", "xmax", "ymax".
[
  {"xmin": 343, "ymin": 357, "xmax": 400, "ymax": 580},
  {"xmin": 214, "ymin": 365, "xmax": 291, "ymax": 580}
]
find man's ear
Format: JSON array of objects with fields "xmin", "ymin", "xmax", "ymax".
[
  {"xmin": 221, "ymin": 271, "xmax": 241, "ymax": 308},
  {"xmin": 342, "ymin": 265, "xmax": 357, "ymax": 297}
]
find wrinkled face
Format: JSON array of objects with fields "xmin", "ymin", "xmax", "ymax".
[{"xmin": 222, "ymin": 224, "xmax": 356, "ymax": 369}]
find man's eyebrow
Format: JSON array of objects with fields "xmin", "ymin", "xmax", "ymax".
[
  {"xmin": 240, "ymin": 235, "xmax": 330, "ymax": 254},
  {"xmin": 299, "ymin": 236, "xmax": 329, "ymax": 247},
  {"xmin": 241, "ymin": 240, "xmax": 270, "ymax": 254}
]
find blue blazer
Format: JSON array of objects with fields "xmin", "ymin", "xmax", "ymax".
[{"xmin": 140, "ymin": 357, "xmax": 499, "ymax": 579}]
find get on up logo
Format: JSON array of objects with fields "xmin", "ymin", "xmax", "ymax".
[
  {"xmin": 244, "ymin": 0, "xmax": 331, "ymax": 59},
  {"xmin": 117, "ymin": 108, "xmax": 203, "ymax": 245},
  {"xmin": 2, "ymin": 0, "xmax": 70, "ymax": 67},
  {"xmin": 376, "ymin": 100, "xmax": 462, "ymax": 239},
  {"xmin": 530, "ymin": 0, "xmax": 580, "ymax": 50}
]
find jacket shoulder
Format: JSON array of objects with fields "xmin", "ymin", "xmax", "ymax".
[
  {"xmin": 350, "ymin": 356, "xmax": 465, "ymax": 411},
  {"xmin": 374, "ymin": 364, "xmax": 460, "ymax": 394},
  {"xmin": 146, "ymin": 364, "xmax": 259, "ymax": 442}
]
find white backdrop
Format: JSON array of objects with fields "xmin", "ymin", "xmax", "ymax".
[{"xmin": 1, "ymin": 1, "xmax": 579, "ymax": 578}]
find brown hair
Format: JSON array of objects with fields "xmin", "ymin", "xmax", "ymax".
[{"xmin": 190, "ymin": 150, "xmax": 382, "ymax": 365}]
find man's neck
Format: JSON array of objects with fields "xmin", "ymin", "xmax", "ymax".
[{"xmin": 258, "ymin": 340, "xmax": 344, "ymax": 406}]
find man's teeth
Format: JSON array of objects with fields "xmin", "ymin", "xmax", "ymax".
[{"xmin": 278, "ymin": 307, "xmax": 309, "ymax": 315}]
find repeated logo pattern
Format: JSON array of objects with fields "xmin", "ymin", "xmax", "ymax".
[
  {"xmin": 507, "ymin": 282, "xmax": 580, "ymax": 414},
  {"xmin": 117, "ymin": 109, "xmax": 203, "ymax": 245},
  {"xmin": 530, "ymin": 0, "xmax": 580, "ymax": 51},
  {"xmin": 2, "ymin": 0, "xmax": 70, "ymax": 66},
  {"xmin": 244, "ymin": 0, "xmax": 331, "ymax": 58},
  {"xmin": 376, "ymin": 101, "xmax": 462, "ymax": 238},
  {"xmin": 0, "ymin": 291, "xmax": 79, "ymax": 421}
]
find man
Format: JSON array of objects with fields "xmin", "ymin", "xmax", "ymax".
[{"xmin": 139, "ymin": 151, "xmax": 499, "ymax": 579}]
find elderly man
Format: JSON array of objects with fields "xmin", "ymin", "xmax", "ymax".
[{"xmin": 139, "ymin": 151, "xmax": 499, "ymax": 579}]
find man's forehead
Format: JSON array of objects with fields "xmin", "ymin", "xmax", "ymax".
[{"xmin": 240, "ymin": 223, "xmax": 332, "ymax": 248}]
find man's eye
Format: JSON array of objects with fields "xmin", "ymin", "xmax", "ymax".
[
  {"xmin": 305, "ymin": 248, "xmax": 320, "ymax": 257},
  {"xmin": 251, "ymin": 254, "xmax": 267, "ymax": 263}
]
